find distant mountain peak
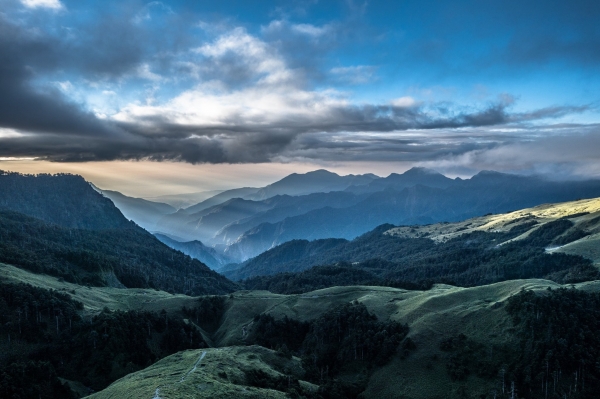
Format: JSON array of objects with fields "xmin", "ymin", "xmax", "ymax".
[
  {"xmin": 471, "ymin": 170, "xmax": 518, "ymax": 180},
  {"xmin": 476, "ymin": 170, "xmax": 507, "ymax": 176},
  {"xmin": 402, "ymin": 167, "xmax": 443, "ymax": 176},
  {"xmin": 384, "ymin": 167, "xmax": 450, "ymax": 182},
  {"xmin": 362, "ymin": 173, "xmax": 381, "ymax": 179},
  {"xmin": 307, "ymin": 169, "xmax": 338, "ymax": 175},
  {"xmin": 287, "ymin": 169, "xmax": 340, "ymax": 179}
]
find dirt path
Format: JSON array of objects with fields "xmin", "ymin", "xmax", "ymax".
[
  {"xmin": 151, "ymin": 350, "xmax": 207, "ymax": 398},
  {"xmin": 179, "ymin": 351, "xmax": 206, "ymax": 383}
]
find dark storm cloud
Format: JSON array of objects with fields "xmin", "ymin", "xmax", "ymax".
[
  {"xmin": 116, "ymin": 100, "xmax": 514, "ymax": 140},
  {"xmin": 1, "ymin": 94, "xmax": 588, "ymax": 164},
  {"xmin": 0, "ymin": 1, "xmax": 187, "ymax": 139},
  {"xmin": 0, "ymin": 1, "xmax": 597, "ymax": 166},
  {"xmin": 511, "ymin": 105, "xmax": 595, "ymax": 122},
  {"xmin": 0, "ymin": 15, "xmax": 117, "ymax": 137}
]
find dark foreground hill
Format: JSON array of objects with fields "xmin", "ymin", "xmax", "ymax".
[
  {"xmin": 0, "ymin": 171, "xmax": 237, "ymax": 295},
  {"xmin": 6, "ymin": 264, "xmax": 599, "ymax": 399}
]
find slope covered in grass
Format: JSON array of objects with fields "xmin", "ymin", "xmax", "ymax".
[
  {"xmin": 5, "ymin": 259, "xmax": 600, "ymax": 399},
  {"xmin": 86, "ymin": 346, "xmax": 317, "ymax": 399},
  {"xmin": 80, "ymin": 280, "xmax": 600, "ymax": 399}
]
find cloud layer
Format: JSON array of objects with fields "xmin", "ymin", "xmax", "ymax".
[{"xmin": 0, "ymin": 0, "xmax": 598, "ymax": 178}]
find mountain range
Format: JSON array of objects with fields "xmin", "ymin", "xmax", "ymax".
[
  {"xmin": 98, "ymin": 188, "xmax": 176, "ymax": 231},
  {"xmin": 154, "ymin": 233, "xmax": 234, "ymax": 270},
  {"xmin": 97, "ymin": 168, "xmax": 600, "ymax": 265},
  {"xmin": 144, "ymin": 189, "xmax": 225, "ymax": 209},
  {"xmin": 223, "ymin": 170, "xmax": 600, "ymax": 260}
]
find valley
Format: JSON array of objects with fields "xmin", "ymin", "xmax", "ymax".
[{"xmin": 108, "ymin": 168, "xmax": 600, "ymax": 266}]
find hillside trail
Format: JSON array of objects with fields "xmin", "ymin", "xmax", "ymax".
[
  {"xmin": 152, "ymin": 350, "xmax": 207, "ymax": 398},
  {"xmin": 180, "ymin": 350, "xmax": 207, "ymax": 383}
]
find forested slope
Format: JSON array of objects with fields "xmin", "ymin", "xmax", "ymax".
[
  {"xmin": 232, "ymin": 198, "xmax": 600, "ymax": 292},
  {"xmin": 0, "ymin": 172, "xmax": 237, "ymax": 295}
]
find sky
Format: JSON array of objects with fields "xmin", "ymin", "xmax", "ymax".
[{"xmin": 0, "ymin": 0, "xmax": 599, "ymax": 196}]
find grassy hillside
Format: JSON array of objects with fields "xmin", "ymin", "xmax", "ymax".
[
  {"xmin": 0, "ymin": 263, "xmax": 199, "ymax": 313},
  {"xmin": 0, "ymin": 276, "xmax": 210, "ymax": 395},
  {"xmin": 5, "ymin": 261, "xmax": 600, "ymax": 398},
  {"xmin": 82, "ymin": 280, "xmax": 600, "ymax": 399},
  {"xmin": 386, "ymin": 196, "xmax": 600, "ymax": 247},
  {"xmin": 85, "ymin": 346, "xmax": 317, "ymax": 399}
]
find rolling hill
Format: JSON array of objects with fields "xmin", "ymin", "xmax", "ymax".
[
  {"xmin": 82, "ymin": 280, "xmax": 600, "ymax": 398},
  {"xmin": 3, "ymin": 239, "xmax": 600, "ymax": 399},
  {"xmin": 7, "ymin": 260, "xmax": 596, "ymax": 399}
]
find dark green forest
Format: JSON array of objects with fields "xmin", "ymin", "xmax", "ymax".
[
  {"xmin": 0, "ymin": 171, "xmax": 237, "ymax": 295},
  {"xmin": 0, "ymin": 282, "xmax": 208, "ymax": 398},
  {"xmin": 241, "ymin": 289, "xmax": 600, "ymax": 399},
  {"xmin": 504, "ymin": 288, "xmax": 600, "ymax": 398},
  {"xmin": 0, "ymin": 210, "xmax": 237, "ymax": 295},
  {"xmin": 0, "ymin": 172, "xmax": 128, "ymax": 230},
  {"xmin": 1, "ymin": 285, "xmax": 407, "ymax": 399},
  {"xmin": 435, "ymin": 288, "xmax": 600, "ymax": 399},
  {"xmin": 246, "ymin": 302, "xmax": 411, "ymax": 399}
]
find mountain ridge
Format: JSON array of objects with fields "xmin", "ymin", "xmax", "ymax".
[
  {"xmin": 0, "ymin": 171, "xmax": 237, "ymax": 295},
  {"xmin": 99, "ymin": 189, "xmax": 176, "ymax": 231},
  {"xmin": 227, "ymin": 197, "xmax": 600, "ymax": 283},
  {"xmin": 225, "ymin": 173, "xmax": 600, "ymax": 260}
]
